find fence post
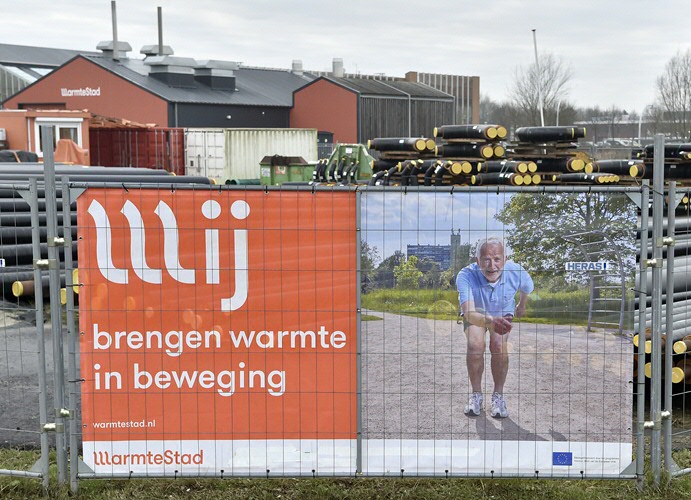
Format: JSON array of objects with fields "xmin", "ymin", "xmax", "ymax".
[
  {"xmin": 356, "ymin": 188, "xmax": 363, "ymax": 475},
  {"xmin": 663, "ymin": 181, "xmax": 677, "ymax": 478},
  {"xmin": 60, "ymin": 176, "xmax": 81, "ymax": 494},
  {"xmin": 28, "ymin": 178, "xmax": 52, "ymax": 491},
  {"xmin": 636, "ymin": 181, "xmax": 649, "ymax": 490},
  {"xmin": 650, "ymin": 133, "xmax": 665, "ymax": 486},
  {"xmin": 41, "ymin": 125, "xmax": 69, "ymax": 484}
]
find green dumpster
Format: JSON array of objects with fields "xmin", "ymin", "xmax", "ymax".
[{"xmin": 259, "ymin": 155, "xmax": 316, "ymax": 185}]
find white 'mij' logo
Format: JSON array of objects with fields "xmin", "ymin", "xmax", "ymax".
[{"xmin": 87, "ymin": 199, "xmax": 249, "ymax": 311}]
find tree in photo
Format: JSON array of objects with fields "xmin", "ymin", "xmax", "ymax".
[
  {"xmin": 393, "ymin": 255, "xmax": 423, "ymax": 289},
  {"xmin": 417, "ymin": 258, "xmax": 443, "ymax": 289},
  {"xmin": 495, "ymin": 192, "xmax": 636, "ymax": 290},
  {"xmin": 360, "ymin": 240, "xmax": 380, "ymax": 292},
  {"xmin": 371, "ymin": 250, "xmax": 405, "ymax": 289},
  {"xmin": 656, "ymin": 48, "xmax": 691, "ymax": 140}
]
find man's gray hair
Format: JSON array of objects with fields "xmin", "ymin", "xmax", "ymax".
[{"xmin": 476, "ymin": 237, "xmax": 505, "ymax": 260}]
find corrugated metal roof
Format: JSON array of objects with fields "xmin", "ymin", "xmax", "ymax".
[
  {"xmin": 324, "ymin": 76, "xmax": 453, "ymax": 99},
  {"xmin": 0, "ymin": 43, "xmax": 99, "ymax": 67},
  {"xmin": 85, "ymin": 55, "xmax": 315, "ymax": 107}
]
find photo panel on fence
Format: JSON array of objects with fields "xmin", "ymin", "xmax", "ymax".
[
  {"xmin": 360, "ymin": 189, "xmax": 637, "ymax": 477},
  {"xmin": 77, "ymin": 187, "xmax": 358, "ymax": 476}
]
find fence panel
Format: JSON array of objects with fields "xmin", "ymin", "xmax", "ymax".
[
  {"xmin": 662, "ymin": 186, "xmax": 691, "ymax": 476},
  {"xmin": 68, "ymin": 184, "xmax": 645, "ymax": 483},
  {"xmin": 359, "ymin": 186, "xmax": 639, "ymax": 477},
  {"xmin": 74, "ymin": 185, "xmax": 358, "ymax": 477},
  {"xmin": 0, "ymin": 182, "xmax": 51, "ymax": 487}
]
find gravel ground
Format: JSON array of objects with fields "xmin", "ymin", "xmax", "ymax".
[
  {"xmin": 361, "ymin": 311, "xmax": 635, "ymax": 443},
  {"xmin": 0, "ymin": 305, "xmax": 65, "ymax": 448}
]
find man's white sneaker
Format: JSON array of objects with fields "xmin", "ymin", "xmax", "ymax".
[
  {"xmin": 464, "ymin": 392, "xmax": 483, "ymax": 416},
  {"xmin": 490, "ymin": 392, "xmax": 509, "ymax": 418}
]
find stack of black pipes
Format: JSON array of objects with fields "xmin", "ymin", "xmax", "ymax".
[
  {"xmin": 0, "ymin": 164, "xmax": 212, "ymax": 300},
  {"xmin": 638, "ymin": 144, "xmax": 691, "ymax": 182},
  {"xmin": 435, "ymin": 124, "xmax": 508, "ymax": 186},
  {"xmin": 582, "ymin": 159, "xmax": 646, "ymax": 183},
  {"xmin": 635, "ymin": 199, "xmax": 691, "ymax": 389},
  {"xmin": 367, "ymin": 137, "xmax": 437, "ymax": 186},
  {"xmin": 508, "ymin": 126, "xmax": 604, "ymax": 184}
]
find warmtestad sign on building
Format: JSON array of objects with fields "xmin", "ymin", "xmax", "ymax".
[{"xmin": 77, "ymin": 188, "xmax": 358, "ymax": 475}]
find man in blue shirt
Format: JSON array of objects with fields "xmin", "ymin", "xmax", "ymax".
[{"xmin": 456, "ymin": 237, "xmax": 534, "ymax": 418}]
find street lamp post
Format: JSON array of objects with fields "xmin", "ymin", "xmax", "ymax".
[
  {"xmin": 556, "ymin": 100, "xmax": 561, "ymax": 126},
  {"xmin": 639, "ymin": 105, "xmax": 653, "ymax": 144},
  {"xmin": 532, "ymin": 29, "xmax": 545, "ymax": 127}
]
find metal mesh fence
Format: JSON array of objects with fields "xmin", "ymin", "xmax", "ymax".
[
  {"xmin": 65, "ymin": 184, "xmax": 640, "ymax": 480},
  {"xmin": 6, "ymin": 170, "xmax": 691, "ymax": 490},
  {"xmin": 665, "ymin": 189, "xmax": 691, "ymax": 467},
  {"xmin": 0, "ymin": 182, "xmax": 51, "ymax": 485}
]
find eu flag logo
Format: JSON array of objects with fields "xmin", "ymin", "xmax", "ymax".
[{"xmin": 552, "ymin": 452, "xmax": 573, "ymax": 466}]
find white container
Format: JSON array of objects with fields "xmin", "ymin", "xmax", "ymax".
[
  {"xmin": 184, "ymin": 128, "xmax": 226, "ymax": 180},
  {"xmin": 224, "ymin": 128, "xmax": 317, "ymax": 182},
  {"xmin": 185, "ymin": 128, "xmax": 318, "ymax": 183}
]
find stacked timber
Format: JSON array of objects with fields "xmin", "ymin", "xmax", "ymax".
[
  {"xmin": 0, "ymin": 164, "xmax": 212, "ymax": 300},
  {"xmin": 367, "ymin": 137, "xmax": 437, "ymax": 186},
  {"xmin": 435, "ymin": 124, "xmax": 508, "ymax": 186}
]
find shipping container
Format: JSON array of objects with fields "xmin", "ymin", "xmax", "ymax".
[
  {"xmin": 184, "ymin": 128, "xmax": 318, "ymax": 183},
  {"xmin": 185, "ymin": 128, "xmax": 225, "ymax": 180},
  {"xmin": 89, "ymin": 128, "xmax": 185, "ymax": 175}
]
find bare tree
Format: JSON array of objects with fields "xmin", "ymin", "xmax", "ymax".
[
  {"xmin": 510, "ymin": 52, "xmax": 573, "ymax": 126},
  {"xmin": 480, "ymin": 95, "xmax": 522, "ymax": 135},
  {"xmin": 605, "ymin": 105, "xmax": 622, "ymax": 140},
  {"xmin": 643, "ymin": 104, "xmax": 666, "ymax": 137},
  {"xmin": 656, "ymin": 49, "xmax": 691, "ymax": 140}
]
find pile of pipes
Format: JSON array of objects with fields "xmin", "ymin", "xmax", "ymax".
[
  {"xmin": 0, "ymin": 164, "xmax": 212, "ymax": 301},
  {"xmin": 366, "ymin": 137, "xmax": 438, "ymax": 186},
  {"xmin": 506, "ymin": 126, "xmax": 614, "ymax": 185},
  {"xmin": 634, "ymin": 207, "xmax": 691, "ymax": 389},
  {"xmin": 637, "ymin": 144, "xmax": 691, "ymax": 184},
  {"xmin": 435, "ymin": 125, "xmax": 511, "ymax": 186},
  {"xmin": 513, "ymin": 132, "xmax": 673, "ymax": 184},
  {"xmin": 358, "ymin": 126, "xmax": 691, "ymax": 187},
  {"xmin": 633, "ymin": 328, "xmax": 691, "ymax": 388}
]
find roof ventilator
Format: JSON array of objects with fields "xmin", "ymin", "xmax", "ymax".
[{"xmin": 194, "ymin": 60, "xmax": 238, "ymax": 91}]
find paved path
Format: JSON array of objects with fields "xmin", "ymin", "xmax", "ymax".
[{"xmin": 361, "ymin": 311, "xmax": 634, "ymax": 442}]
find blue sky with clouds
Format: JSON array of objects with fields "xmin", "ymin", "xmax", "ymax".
[{"xmin": 361, "ymin": 190, "xmax": 515, "ymax": 262}]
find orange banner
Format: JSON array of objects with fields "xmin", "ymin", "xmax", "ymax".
[{"xmin": 78, "ymin": 188, "xmax": 357, "ymax": 443}]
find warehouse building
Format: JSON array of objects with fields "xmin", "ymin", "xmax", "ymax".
[
  {"xmin": 1, "ymin": 40, "xmax": 477, "ymax": 172},
  {"xmin": 291, "ymin": 61, "xmax": 455, "ymax": 144},
  {"xmin": 2, "ymin": 42, "xmax": 314, "ymax": 129},
  {"xmin": 2, "ymin": 43, "xmax": 476, "ymax": 140},
  {"xmin": 0, "ymin": 43, "xmax": 100, "ymax": 103}
]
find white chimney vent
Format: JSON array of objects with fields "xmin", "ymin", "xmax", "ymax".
[{"xmin": 332, "ymin": 58, "xmax": 344, "ymax": 78}]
